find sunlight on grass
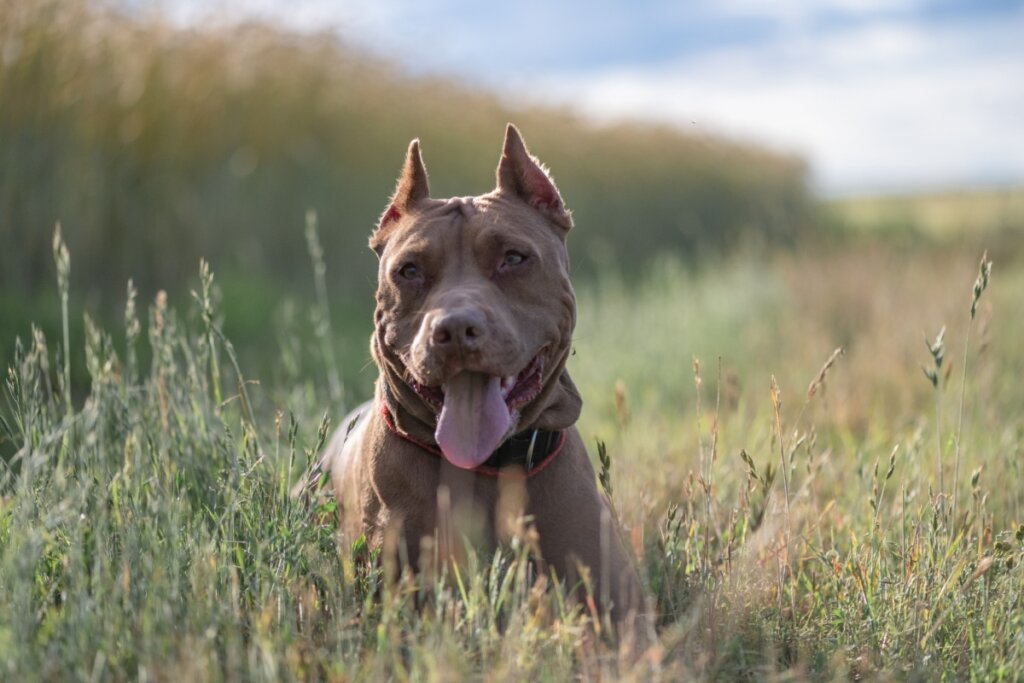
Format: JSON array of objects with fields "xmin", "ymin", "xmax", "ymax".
[{"xmin": 2, "ymin": 229, "xmax": 1023, "ymax": 680}]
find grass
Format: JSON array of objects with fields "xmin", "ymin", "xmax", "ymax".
[
  {"xmin": 2, "ymin": 226, "xmax": 1023, "ymax": 681},
  {"xmin": 826, "ymin": 187, "xmax": 1024, "ymax": 240}
]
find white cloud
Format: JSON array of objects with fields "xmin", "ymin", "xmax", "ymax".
[{"xmin": 518, "ymin": 17, "xmax": 1024, "ymax": 193}]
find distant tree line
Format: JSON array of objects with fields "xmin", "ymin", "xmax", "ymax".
[{"xmin": 0, "ymin": 0, "xmax": 812, "ymax": 320}]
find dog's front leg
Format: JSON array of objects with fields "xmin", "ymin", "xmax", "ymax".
[{"xmin": 525, "ymin": 430, "xmax": 649, "ymax": 641}]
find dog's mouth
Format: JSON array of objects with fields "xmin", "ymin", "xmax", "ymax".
[
  {"xmin": 408, "ymin": 353, "xmax": 546, "ymax": 470},
  {"xmin": 409, "ymin": 353, "xmax": 545, "ymax": 412},
  {"xmin": 500, "ymin": 353, "xmax": 546, "ymax": 409}
]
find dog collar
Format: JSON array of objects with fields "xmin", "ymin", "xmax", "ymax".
[{"xmin": 379, "ymin": 402, "xmax": 565, "ymax": 478}]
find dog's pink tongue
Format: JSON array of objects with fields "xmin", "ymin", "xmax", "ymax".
[{"xmin": 435, "ymin": 372, "xmax": 511, "ymax": 469}]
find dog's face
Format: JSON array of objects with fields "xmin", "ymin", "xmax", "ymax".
[{"xmin": 369, "ymin": 125, "xmax": 577, "ymax": 469}]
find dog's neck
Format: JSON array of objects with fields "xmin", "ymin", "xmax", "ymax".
[{"xmin": 372, "ymin": 337, "xmax": 583, "ymax": 452}]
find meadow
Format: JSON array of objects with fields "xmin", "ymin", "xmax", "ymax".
[
  {"xmin": 2, "ymin": 216, "xmax": 1022, "ymax": 681},
  {"xmin": 3, "ymin": 1, "xmax": 1024, "ymax": 680}
]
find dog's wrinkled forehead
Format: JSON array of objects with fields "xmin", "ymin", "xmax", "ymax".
[
  {"xmin": 444, "ymin": 195, "xmax": 479, "ymax": 217},
  {"xmin": 379, "ymin": 193, "xmax": 563, "ymax": 264},
  {"xmin": 372, "ymin": 198, "xmax": 573, "ymax": 301}
]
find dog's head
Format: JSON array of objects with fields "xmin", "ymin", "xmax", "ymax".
[{"xmin": 369, "ymin": 124, "xmax": 581, "ymax": 469}]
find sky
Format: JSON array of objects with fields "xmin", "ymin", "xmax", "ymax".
[{"xmin": 162, "ymin": 0, "xmax": 1024, "ymax": 195}]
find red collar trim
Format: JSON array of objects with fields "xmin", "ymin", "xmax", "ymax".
[{"xmin": 379, "ymin": 402, "xmax": 565, "ymax": 479}]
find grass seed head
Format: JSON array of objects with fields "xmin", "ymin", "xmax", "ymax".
[
  {"xmin": 807, "ymin": 346, "xmax": 844, "ymax": 398},
  {"xmin": 52, "ymin": 223, "xmax": 70, "ymax": 296},
  {"xmin": 970, "ymin": 251, "xmax": 992, "ymax": 320},
  {"xmin": 597, "ymin": 439, "xmax": 612, "ymax": 496},
  {"xmin": 922, "ymin": 326, "xmax": 946, "ymax": 388}
]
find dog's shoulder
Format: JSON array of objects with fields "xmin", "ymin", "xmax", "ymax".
[{"xmin": 291, "ymin": 401, "xmax": 373, "ymax": 500}]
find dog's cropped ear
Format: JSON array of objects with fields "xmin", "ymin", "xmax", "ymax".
[
  {"xmin": 371, "ymin": 139, "xmax": 430, "ymax": 255},
  {"xmin": 496, "ymin": 124, "xmax": 573, "ymax": 232}
]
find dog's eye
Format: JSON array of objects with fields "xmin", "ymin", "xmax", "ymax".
[
  {"xmin": 502, "ymin": 250, "xmax": 528, "ymax": 268},
  {"xmin": 398, "ymin": 262, "xmax": 420, "ymax": 280}
]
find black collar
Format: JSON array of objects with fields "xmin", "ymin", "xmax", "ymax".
[{"xmin": 481, "ymin": 427, "xmax": 564, "ymax": 475}]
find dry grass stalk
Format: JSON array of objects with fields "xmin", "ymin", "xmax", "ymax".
[
  {"xmin": 807, "ymin": 346, "xmax": 844, "ymax": 399},
  {"xmin": 952, "ymin": 251, "xmax": 994, "ymax": 525}
]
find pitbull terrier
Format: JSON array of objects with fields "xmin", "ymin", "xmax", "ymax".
[{"xmin": 310, "ymin": 124, "xmax": 647, "ymax": 634}]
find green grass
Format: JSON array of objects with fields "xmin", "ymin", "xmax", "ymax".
[
  {"xmin": 3, "ymin": 229, "xmax": 1023, "ymax": 681},
  {"xmin": 827, "ymin": 187, "xmax": 1024, "ymax": 240}
]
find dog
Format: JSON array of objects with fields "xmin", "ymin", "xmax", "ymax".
[{"xmin": 307, "ymin": 124, "xmax": 647, "ymax": 637}]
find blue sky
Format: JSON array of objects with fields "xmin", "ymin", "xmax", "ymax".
[{"xmin": 164, "ymin": 0, "xmax": 1024, "ymax": 194}]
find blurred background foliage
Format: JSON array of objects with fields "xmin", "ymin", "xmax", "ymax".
[
  {"xmin": 1, "ymin": 0, "xmax": 811, "ymax": 389},
  {"xmin": 2, "ymin": 0, "xmax": 1022, "ymax": 402}
]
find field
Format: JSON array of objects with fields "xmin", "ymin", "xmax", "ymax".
[
  {"xmin": 828, "ymin": 188, "xmax": 1024, "ymax": 242},
  {"xmin": 3, "ymin": 2, "xmax": 1024, "ymax": 680},
  {"xmin": 3, "ymin": 217, "xmax": 1023, "ymax": 680}
]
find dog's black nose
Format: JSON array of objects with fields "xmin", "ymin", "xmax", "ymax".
[{"xmin": 432, "ymin": 310, "xmax": 486, "ymax": 349}]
